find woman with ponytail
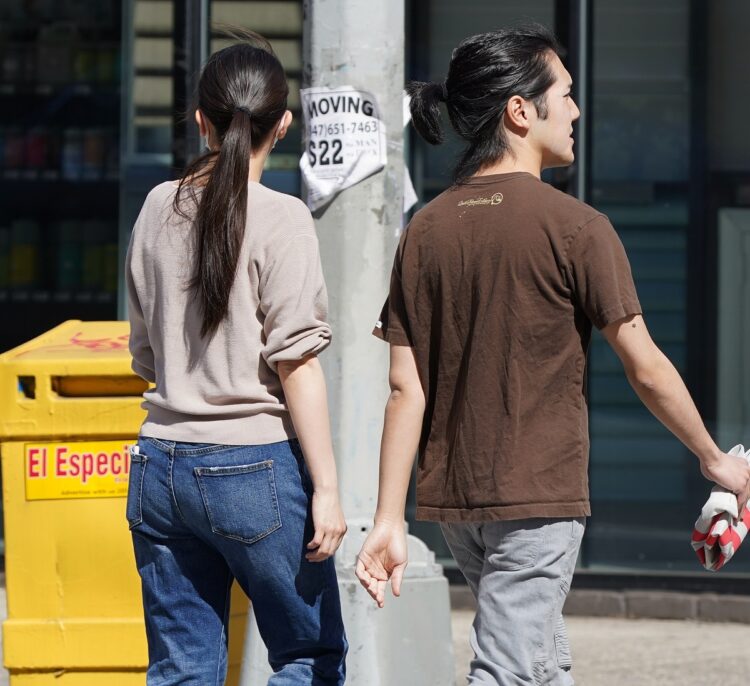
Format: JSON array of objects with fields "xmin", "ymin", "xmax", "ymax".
[{"xmin": 125, "ymin": 33, "xmax": 347, "ymax": 685}]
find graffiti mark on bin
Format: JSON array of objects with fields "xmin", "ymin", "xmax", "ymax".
[
  {"xmin": 68, "ymin": 332, "xmax": 130, "ymax": 351},
  {"xmin": 14, "ymin": 332, "xmax": 131, "ymax": 357}
]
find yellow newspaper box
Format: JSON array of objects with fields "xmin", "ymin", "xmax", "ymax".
[{"xmin": 0, "ymin": 321, "xmax": 248, "ymax": 685}]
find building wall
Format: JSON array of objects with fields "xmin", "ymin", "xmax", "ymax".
[{"xmin": 708, "ymin": 0, "xmax": 750, "ymax": 172}]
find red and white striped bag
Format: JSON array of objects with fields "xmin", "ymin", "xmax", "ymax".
[{"xmin": 691, "ymin": 444, "xmax": 750, "ymax": 571}]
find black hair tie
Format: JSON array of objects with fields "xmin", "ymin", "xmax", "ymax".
[{"xmin": 234, "ymin": 105, "xmax": 252, "ymax": 116}]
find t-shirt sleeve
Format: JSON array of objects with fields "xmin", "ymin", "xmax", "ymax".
[
  {"xmin": 259, "ymin": 208, "xmax": 332, "ymax": 371},
  {"xmin": 565, "ymin": 214, "xmax": 642, "ymax": 329},
  {"xmin": 372, "ymin": 232, "xmax": 413, "ymax": 346}
]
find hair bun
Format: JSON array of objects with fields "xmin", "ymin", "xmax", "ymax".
[
  {"xmin": 405, "ymin": 80, "xmax": 446, "ymax": 145},
  {"xmin": 426, "ymin": 81, "xmax": 446, "ymax": 103}
]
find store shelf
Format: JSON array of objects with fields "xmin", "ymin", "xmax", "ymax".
[
  {"xmin": 0, "ymin": 83, "xmax": 119, "ymax": 98},
  {"xmin": 0, "ymin": 175, "xmax": 119, "ymax": 185},
  {"xmin": 0, "ymin": 291, "xmax": 116, "ymax": 305}
]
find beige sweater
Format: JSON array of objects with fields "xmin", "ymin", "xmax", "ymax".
[{"xmin": 125, "ymin": 180, "xmax": 331, "ymax": 445}]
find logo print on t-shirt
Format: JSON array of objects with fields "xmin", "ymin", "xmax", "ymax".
[{"xmin": 457, "ymin": 192, "xmax": 503, "ymax": 208}]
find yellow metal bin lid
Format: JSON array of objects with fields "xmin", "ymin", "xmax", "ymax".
[{"xmin": 0, "ymin": 321, "xmax": 147, "ymax": 440}]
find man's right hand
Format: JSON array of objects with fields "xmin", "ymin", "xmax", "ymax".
[
  {"xmin": 355, "ymin": 521, "xmax": 408, "ymax": 608},
  {"xmin": 701, "ymin": 451, "xmax": 750, "ymax": 512}
]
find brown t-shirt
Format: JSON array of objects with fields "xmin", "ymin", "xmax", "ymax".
[{"xmin": 374, "ymin": 172, "xmax": 641, "ymax": 522}]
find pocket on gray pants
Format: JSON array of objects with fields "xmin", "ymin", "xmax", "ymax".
[
  {"xmin": 194, "ymin": 460, "xmax": 282, "ymax": 544},
  {"xmin": 484, "ymin": 523, "xmax": 544, "ymax": 571}
]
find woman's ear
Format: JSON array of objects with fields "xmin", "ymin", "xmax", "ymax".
[
  {"xmin": 276, "ymin": 110, "xmax": 293, "ymax": 141},
  {"xmin": 195, "ymin": 109, "xmax": 208, "ymax": 138}
]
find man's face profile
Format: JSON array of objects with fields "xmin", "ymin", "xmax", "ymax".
[{"xmin": 530, "ymin": 52, "xmax": 581, "ymax": 171}]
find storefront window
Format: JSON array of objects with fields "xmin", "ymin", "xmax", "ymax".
[
  {"xmin": 0, "ymin": 0, "xmax": 122, "ymax": 353},
  {"xmin": 131, "ymin": 0, "xmax": 174, "ymax": 157},
  {"xmin": 584, "ymin": 0, "xmax": 714, "ymax": 572}
]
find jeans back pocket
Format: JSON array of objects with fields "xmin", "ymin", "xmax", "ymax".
[
  {"xmin": 126, "ymin": 447, "xmax": 148, "ymax": 529},
  {"xmin": 484, "ymin": 521, "xmax": 544, "ymax": 572},
  {"xmin": 194, "ymin": 460, "xmax": 281, "ymax": 544}
]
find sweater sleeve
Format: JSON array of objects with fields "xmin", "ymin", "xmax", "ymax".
[
  {"xmin": 259, "ymin": 208, "xmax": 331, "ymax": 372},
  {"xmin": 125, "ymin": 213, "xmax": 156, "ymax": 383}
]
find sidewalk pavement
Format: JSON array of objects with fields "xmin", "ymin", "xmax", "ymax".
[
  {"xmin": 2, "ymin": 584, "xmax": 750, "ymax": 685},
  {"xmin": 452, "ymin": 609, "xmax": 750, "ymax": 686}
]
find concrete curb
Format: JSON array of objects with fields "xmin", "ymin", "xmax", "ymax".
[{"xmin": 450, "ymin": 586, "xmax": 750, "ymax": 624}]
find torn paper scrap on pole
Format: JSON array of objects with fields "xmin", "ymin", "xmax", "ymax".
[{"xmin": 299, "ymin": 86, "xmax": 387, "ymax": 211}]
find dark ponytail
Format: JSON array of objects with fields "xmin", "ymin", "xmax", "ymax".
[
  {"xmin": 408, "ymin": 24, "xmax": 561, "ymax": 183},
  {"xmin": 406, "ymin": 81, "xmax": 446, "ymax": 145},
  {"xmin": 173, "ymin": 30, "xmax": 288, "ymax": 338}
]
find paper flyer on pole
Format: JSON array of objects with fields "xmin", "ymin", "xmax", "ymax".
[{"xmin": 299, "ymin": 86, "xmax": 387, "ymax": 211}]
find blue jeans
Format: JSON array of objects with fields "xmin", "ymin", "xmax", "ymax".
[
  {"xmin": 441, "ymin": 518, "xmax": 585, "ymax": 686},
  {"xmin": 126, "ymin": 436, "xmax": 347, "ymax": 685}
]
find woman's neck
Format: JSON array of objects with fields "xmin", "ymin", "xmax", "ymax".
[{"xmin": 248, "ymin": 152, "xmax": 267, "ymax": 183}]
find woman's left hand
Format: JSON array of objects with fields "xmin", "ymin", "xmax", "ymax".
[{"xmin": 306, "ymin": 488, "xmax": 347, "ymax": 562}]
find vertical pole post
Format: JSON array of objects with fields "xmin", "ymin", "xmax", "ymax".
[
  {"xmin": 241, "ymin": 2, "xmax": 455, "ymax": 683},
  {"xmin": 303, "ymin": 0, "xmax": 404, "ymax": 520}
]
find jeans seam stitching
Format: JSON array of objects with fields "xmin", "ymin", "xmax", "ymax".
[
  {"xmin": 127, "ymin": 452, "xmax": 147, "ymax": 528},
  {"xmin": 215, "ymin": 569, "xmax": 234, "ymax": 686},
  {"xmin": 168, "ymin": 454, "xmax": 189, "ymax": 525},
  {"xmin": 178, "ymin": 444, "xmax": 242, "ymax": 457},
  {"xmin": 268, "ymin": 463, "xmax": 282, "ymax": 533},
  {"xmin": 194, "ymin": 460, "xmax": 274, "ymax": 476},
  {"xmin": 142, "ymin": 436, "xmax": 173, "ymax": 452}
]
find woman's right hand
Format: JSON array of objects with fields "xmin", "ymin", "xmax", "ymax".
[
  {"xmin": 306, "ymin": 488, "xmax": 347, "ymax": 562},
  {"xmin": 355, "ymin": 520, "xmax": 408, "ymax": 608},
  {"xmin": 701, "ymin": 451, "xmax": 750, "ymax": 511}
]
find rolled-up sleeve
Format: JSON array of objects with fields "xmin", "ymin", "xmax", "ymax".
[{"xmin": 260, "ymin": 232, "xmax": 331, "ymax": 371}]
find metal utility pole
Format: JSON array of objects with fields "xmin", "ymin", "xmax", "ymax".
[{"xmin": 241, "ymin": 1, "xmax": 454, "ymax": 684}]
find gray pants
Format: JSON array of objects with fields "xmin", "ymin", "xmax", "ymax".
[{"xmin": 441, "ymin": 518, "xmax": 585, "ymax": 686}]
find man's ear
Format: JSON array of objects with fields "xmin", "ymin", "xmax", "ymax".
[{"xmin": 504, "ymin": 95, "xmax": 532, "ymax": 132}]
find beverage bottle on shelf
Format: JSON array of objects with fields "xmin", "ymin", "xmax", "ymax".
[
  {"xmin": 103, "ymin": 221, "xmax": 119, "ymax": 295},
  {"xmin": 55, "ymin": 220, "xmax": 82, "ymax": 293},
  {"xmin": 74, "ymin": 47, "xmax": 96, "ymax": 85},
  {"xmin": 44, "ymin": 129, "xmax": 62, "ymax": 179},
  {"xmin": 105, "ymin": 128, "xmax": 120, "ymax": 180},
  {"xmin": 1, "ymin": 43, "xmax": 23, "ymax": 84},
  {"xmin": 61, "ymin": 128, "xmax": 83, "ymax": 180},
  {"xmin": 81, "ymin": 220, "xmax": 105, "ymax": 292},
  {"xmin": 4, "ymin": 128, "xmax": 25, "ymax": 177},
  {"xmin": 0, "ymin": 226, "xmax": 10, "ymax": 291},
  {"xmin": 82, "ymin": 129, "xmax": 105, "ymax": 180},
  {"xmin": 25, "ymin": 128, "xmax": 49, "ymax": 179},
  {"xmin": 96, "ymin": 44, "xmax": 117, "ymax": 84},
  {"xmin": 37, "ymin": 23, "xmax": 75, "ymax": 86},
  {"xmin": 9, "ymin": 219, "xmax": 40, "ymax": 290}
]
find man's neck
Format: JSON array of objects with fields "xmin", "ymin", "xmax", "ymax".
[{"xmin": 474, "ymin": 146, "xmax": 543, "ymax": 179}]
